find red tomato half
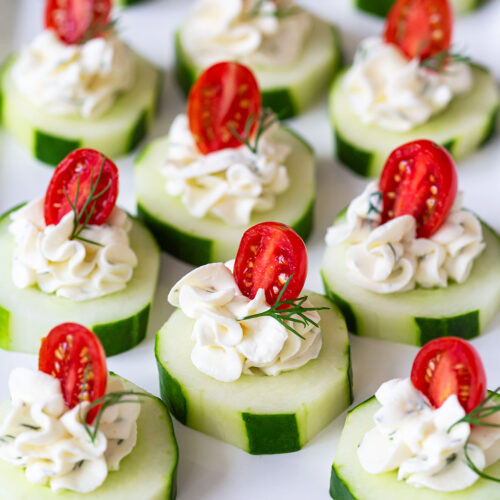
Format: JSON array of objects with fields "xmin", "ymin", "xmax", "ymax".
[
  {"xmin": 411, "ymin": 337, "xmax": 487, "ymax": 413},
  {"xmin": 39, "ymin": 323, "xmax": 107, "ymax": 423},
  {"xmin": 384, "ymin": 0, "xmax": 453, "ymax": 60},
  {"xmin": 379, "ymin": 140, "xmax": 457, "ymax": 238},
  {"xmin": 187, "ymin": 62, "xmax": 261, "ymax": 155},
  {"xmin": 44, "ymin": 148, "xmax": 119, "ymax": 227},
  {"xmin": 45, "ymin": 0, "xmax": 112, "ymax": 45},
  {"xmin": 234, "ymin": 222, "xmax": 307, "ymax": 305}
]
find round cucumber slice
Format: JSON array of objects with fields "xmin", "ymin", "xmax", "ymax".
[
  {"xmin": 352, "ymin": 0, "xmax": 487, "ymax": 17},
  {"xmin": 0, "ymin": 50, "xmax": 162, "ymax": 167},
  {"xmin": 175, "ymin": 14, "xmax": 341, "ymax": 119},
  {"xmin": 0, "ymin": 374, "xmax": 178, "ymax": 500},
  {"xmin": 321, "ymin": 215, "xmax": 500, "ymax": 346},
  {"xmin": 0, "ymin": 205, "xmax": 160, "ymax": 356},
  {"xmin": 329, "ymin": 65, "xmax": 499, "ymax": 178},
  {"xmin": 155, "ymin": 292, "xmax": 352, "ymax": 455},
  {"xmin": 135, "ymin": 126, "xmax": 315, "ymax": 266},
  {"xmin": 331, "ymin": 395, "xmax": 500, "ymax": 500}
]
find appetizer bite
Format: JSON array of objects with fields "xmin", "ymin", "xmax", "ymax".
[
  {"xmin": 0, "ymin": 323, "xmax": 178, "ymax": 498},
  {"xmin": 174, "ymin": 0, "xmax": 341, "ymax": 118},
  {"xmin": 352, "ymin": 0, "xmax": 487, "ymax": 18},
  {"xmin": 0, "ymin": 0, "xmax": 161, "ymax": 166},
  {"xmin": 331, "ymin": 337, "xmax": 500, "ymax": 499},
  {"xmin": 321, "ymin": 140, "xmax": 500, "ymax": 346},
  {"xmin": 0, "ymin": 148, "xmax": 160, "ymax": 355},
  {"xmin": 136, "ymin": 62, "xmax": 315, "ymax": 265},
  {"xmin": 329, "ymin": 0, "xmax": 499, "ymax": 177},
  {"xmin": 155, "ymin": 222, "xmax": 352, "ymax": 454}
]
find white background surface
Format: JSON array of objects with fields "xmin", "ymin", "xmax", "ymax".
[{"xmin": 1, "ymin": 0, "xmax": 500, "ymax": 498}]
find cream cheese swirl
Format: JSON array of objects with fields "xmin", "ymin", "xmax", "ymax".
[
  {"xmin": 344, "ymin": 38, "xmax": 472, "ymax": 132},
  {"xmin": 160, "ymin": 114, "xmax": 290, "ymax": 226},
  {"xmin": 9, "ymin": 197, "xmax": 138, "ymax": 301},
  {"xmin": 12, "ymin": 30, "xmax": 135, "ymax": 118},
  {"xmin": 0, "ymin": 368, "xmax": 140, "ymax": 494},
  {"xmin": 325, "ymin": 182, "xmax": 485, "ymax": 294},
  {"xmin": 168, "ymin": 261, "xmax": 322, "ymax": 382},
  {"xmin": 358, "ymin": 378, "xmax": 500, "ymax": 492},
  {"xmin": 181, "ymin": 0, "xmax": 312, "ymax": 68}
]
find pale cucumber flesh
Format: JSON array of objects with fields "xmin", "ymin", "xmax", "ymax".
[
  {"xmin": 332, "ymin": 396, "xmax": 500, "ymax": 500},
  {"xmin": 0, "ymin": 375, "xmax": 178, "ymax": 500},
  {"xmin": 155, "ymin": 292, "xmax": 352, "ymax": 454}
]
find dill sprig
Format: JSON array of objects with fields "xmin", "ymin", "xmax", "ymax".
[
  {"xmin": 243, "ymin": 0, "xmax": 300, "ymax": 20},
  {"xmin": 448, "ymin": 387, "xmax": 500, "ymax": 483},
  {"xmin": 79, "ymin": 390, "xmax": 152, "ymax": 444},
  {"xmin": 79, "ymin": 18, "xmax": 119, "ymax": 45},
  {"xmin": 237, "ymin": 275, "xmax": 329, "ymax": 340},
  {"xmin": 367, "ymin": 191, "xmax": 382, "ymax": 216},
  {"xmin": 421, "ymin": 50, "xmax": 470, "ymax": 74},
  {"xmin": 63, "ymin": 155, "xmax": 112, "ymax": 247},
  {"xmin": 227, "ymin": 108, "xmax": 279, "ymax": 155}
]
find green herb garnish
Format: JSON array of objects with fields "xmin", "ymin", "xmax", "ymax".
[
  {"xmin": 79, "ymin": 18, "xmax": 119, "ymax": 45},
  {"xmin": 367, "ymin": 191, "xmax": 382, "ymax": 216},
  {"xmin": 63, "ymin": 154, "xmax": 112, "ymax": 247},
  {"xmin": 421, "ymin": 50, "xmax": 470, "ymax": 74},
  {"xmin": 237, "ymin": 275, "xmax": 329, "ymax": 340},
  {"xmin": 227, "ymin": 107, "xmax": 279, "ymax": 155},
  {"xmin": 243, "ymin": 0, "xmax": 300, "ymax": 20},
  {"xmin": 448, "ymin": 387, "xmax": 500, "ymax": 483}
]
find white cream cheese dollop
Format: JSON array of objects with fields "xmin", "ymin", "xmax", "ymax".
[
  {"xmin": 0, "ymin": 368, "xmax": 140, "ymax": 494},
  {"xmin": 12, "ymin": 30, "xmax": 135, "ymax": 118},
  {"xmin": 325, "ymin": 182, "xmax": 485, "ymax": 294},
  {"xmin": 9, "ymin": 197, "xmax": 138, "ymax": 301},
  {"xmin": 168, "ymin": 261, "xmax": 322, "ymax": 382},
  {"xmin": 181, "ymin": 0, "xmax": 312, "ymax": 67},
  {"xmin": 344, "ymin": 38, "xmax": 473, "ymax": 132},
  {"xmin": 357, "ymin": 378, "xmax": 500, "ymax": 492},
  {"xmin": 160, "ymin": 114, "xmax": 290, "ymax": 226}
]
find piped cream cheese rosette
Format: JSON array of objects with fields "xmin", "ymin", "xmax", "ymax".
[
  {"xmin": 175, "ymin": 0, "xmax": 342, "ymax": 118},
  {"xmin": 0, "ymin": 148, "xmax": 160, "ymax": 355},
  {"xmin": 1, "ymin": 0, "xmax": 162, "ymax": 165},
  {"xmin": 0, "ymin": 323, "xmax": 178, "ymax": 497},
  {"xmin": 321, "ymin": 140, "xmax": 500, "ymax": 346},
  {"xmin": 331, "ymin": 337, "xmax": 500, "ymax": 499},
  {"xmin": 136, "ymin": 62, "xmax": 316, "ymax": 265},
  {"xmin": 329, "ymin": 0, "xmax": 499, "ymax": 177},
  {"xmin": 155, "ymin": 222, "xmax": 352, "ymax": 454}
]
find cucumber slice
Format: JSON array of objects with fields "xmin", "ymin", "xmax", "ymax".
[
  {"xmin": 155, "ymin": 292, "xmax": 352, "ymax": 454},
  {"xmin": 329, "ymin": 65, "xmax": 499, "ymax": 177},
  {"xmin": 175, "ymin": 15, "xmax": 341, "ymax": 119},
  {"xmin": 0, "ymin": 51, "xmax": 161, "ymax": 166},
  {"xmin": 135, "ymin": 126, "xmax": 315, "ymax": 265},
  {"xmin": 331, "ymin": 396, "xmax": 500, "ymax": 500},
  {"xmin": 352, "ymin": 0, "xmax": 487, "ymax": 17},
  {"xmin": 0, "ymin": 206, "xmax": 160, "ymax": 356},
  {"xmin": 0, "ymin": 374, "xmax": 178, "ymax": 500},
  {"xmin": 321, "ymin": 215, "xmax": 500, "ymax": 346}
]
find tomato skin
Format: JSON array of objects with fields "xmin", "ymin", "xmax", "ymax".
[
  {"xmin": 379, "ymin": 140, "xmax": 457, "ymax": 238},
  {"xmin": 39, "ymin": 323, "xmax": 107, "ymax": 423},
  {"xmin": 233, "ymin": 222, "xmax": 307, "ymax": 305},
  {"xmin": 44, "ymin": 0, "xmax": 112, "ymax": 45},
  {"xmin": 44, "ymin": 148, "xmax": 119, "ymax": 227},
  {"xmin": 411, "ymin": 337, "xmax": 487, "ymax": 413},
  {"xmin": 384, "ymin": 0, "xmax": 453, "ymax": 60},
  {"xmin": 187, "ymin": 62, "xmax": 261, "ymax": 155}
]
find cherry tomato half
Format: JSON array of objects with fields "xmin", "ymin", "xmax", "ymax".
[
  {"xmin": 187, "ymin": 62, "xmax": 261, "ymax": 155},
  {"xmin": 384, "ymin": 0, "xmax": 453, "ymax": 60},
  {"xmin": 44, "ymin": 148, "xmax": 119, "ymax": 227},
  {"xmin": 379, "ymin": 140, "xmax": 457, "ymax": 238},
  {"xmin": 234, "ymin": 222, "xmax": 307, "ymax": 306},
  {"xmin": 45, "ymin": 0, "xmax": 112, "ymax": 45},
  {"xmin": 411, "ymin": 337, "xmax": 487, "ymax": 413},
  {"xmin": 39, "ymin": 323, "xmax": 107, "ymax": 423}
]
